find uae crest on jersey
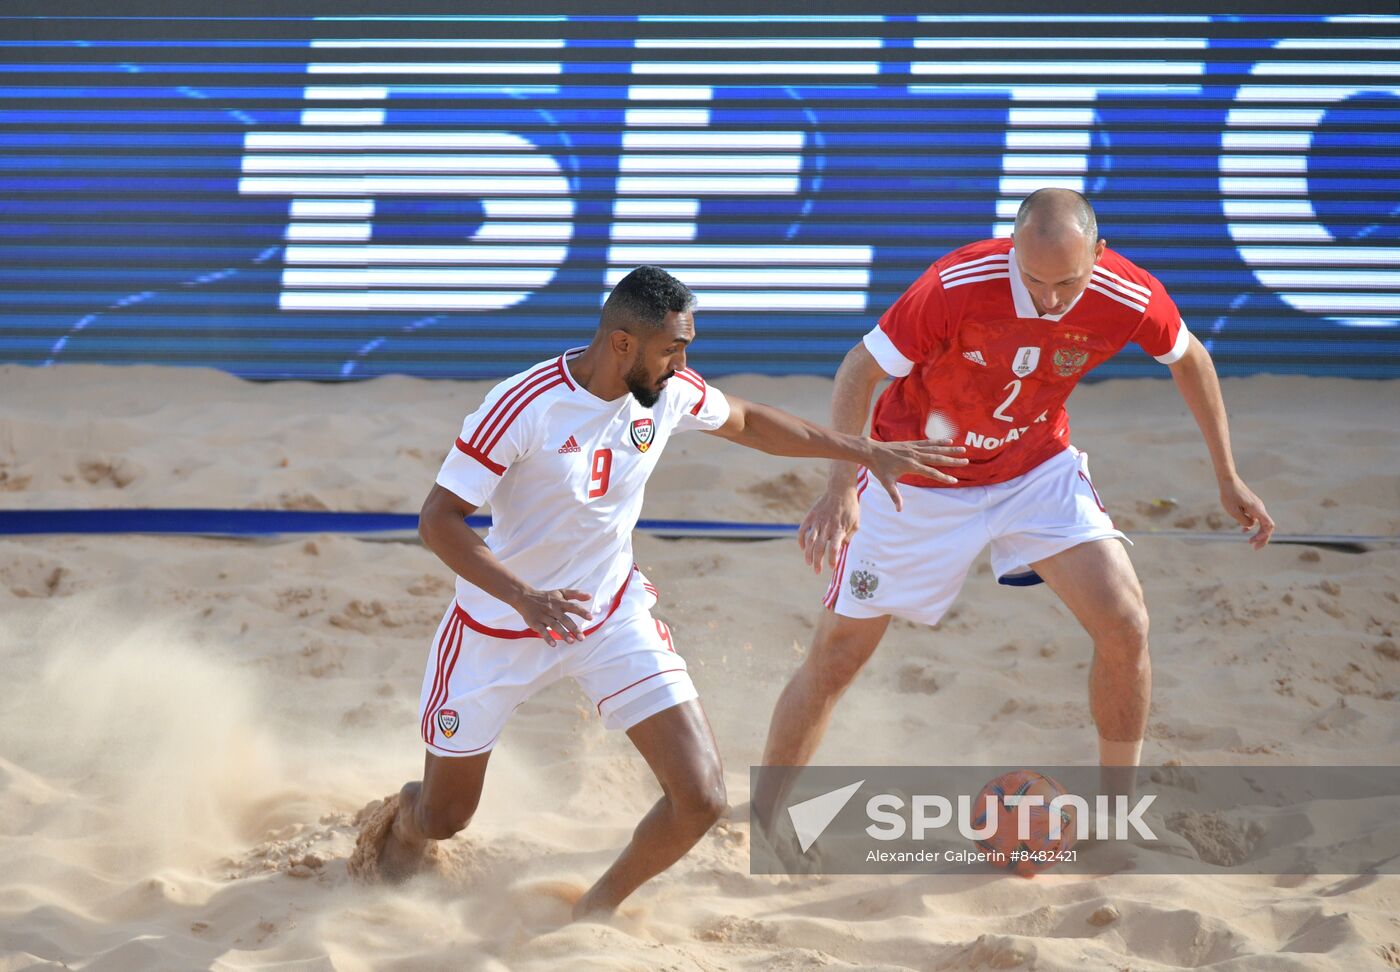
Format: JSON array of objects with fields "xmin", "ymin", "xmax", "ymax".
[
  {"xmin": 630, "ymin": 417, "xmax": 655, "ymax": 452},
  {"xmin": 436, "ymin": 708, "xmax": 459, "ymax": 738},
  {"xmin": 1011, "ymin": 346, "xmax": 1041, "ymax": 377},
  {"xmin": 1052, "ymin": 347, "xmax": 1091, "ymax": 377}
]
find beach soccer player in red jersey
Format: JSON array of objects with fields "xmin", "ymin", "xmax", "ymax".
[
  {"xmin": 349, "ymin": 266, "xmax": 969, "ymax": 917},
  {"xmin": 754, "ymin": 189, "xmax": 1275, "ymax": 828}
]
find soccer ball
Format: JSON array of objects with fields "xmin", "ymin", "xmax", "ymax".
[
  {"xmin": 923, "ymin": 409, "xmax": 958, "ymax": 442},
  {"xmin": 970, "ymin": 769, "xmax": 1078, "ymax": 878}
]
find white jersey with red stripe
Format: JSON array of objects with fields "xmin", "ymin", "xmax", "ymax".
[{"xmin": 434, "ymin": 347, "xmax": 730, "ymax": 634}]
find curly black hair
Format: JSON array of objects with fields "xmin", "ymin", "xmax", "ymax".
[{"xmin": 600, "ymin": 266, "xmax": 696, "ymax": 331}]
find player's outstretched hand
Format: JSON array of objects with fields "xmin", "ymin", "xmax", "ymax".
[
  {"xmin": 1220, "ymin": 476, "xmax": 1275, "ymax": 550},
  {"xmin": 798, "ymin": 487, "xmax": 862, "ymax": 574},
  {"xmin": 866, "ymin": 438, "xmax": 969, "ymax": 509},
  {"xmin": 514, "ymin": 588, "xmax": 593, "ymax": 646}
]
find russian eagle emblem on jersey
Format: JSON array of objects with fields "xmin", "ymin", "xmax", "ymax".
[
  {"xmin": 1011, "ymin": 346, "xmax": 1041, "ymax": 377},
  {"xmin": 1052, "ymin": 347, "xmax": 1090, "ymax": 377},
  {"xmin": 630, "ymin": 417, "xmax": 655, "ymax": 452},
  {"xmin": 436, "ymin": 708, "xmax": 459, "ymax": 738},
  {"xmin": 849, "ymin": 569, "xmax": 879, "ymax": 600}
]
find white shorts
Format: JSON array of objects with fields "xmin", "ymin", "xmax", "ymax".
[
  {"xmin": 418, "ymin": 567, "xmax": 697, "ymax": 757},
  {"xmin": 825, "ymin": 446, "xmax": 1130, "ymax": 627}
]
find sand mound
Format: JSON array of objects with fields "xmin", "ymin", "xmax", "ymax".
[{"xmin": 346, "ymin": 792, "xmax": 402, "ymax": 884}]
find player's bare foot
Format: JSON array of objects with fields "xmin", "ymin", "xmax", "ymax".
[
  {"xmin": 570, "ymin": 884, "xmax": 617, "ymax": 921},
  {"xmin": 347, "ymin": 786, "xmax": 434, "ymax": 884}
]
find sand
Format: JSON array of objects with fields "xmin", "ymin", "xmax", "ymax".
[{"xmin": 1, "ymin": 363, "xmax": 1397, "ymax": 971}]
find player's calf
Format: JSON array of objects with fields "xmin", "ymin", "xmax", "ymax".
[
  {"xmin": 800, "ymin": 611, "xmax": 890, "ymax": 701},
  {"xmin": 761, "ymin": 614, "xmax": 888, "ymax": 767},
  {"xmin": 412, "ymin": 779, "xmax": 482, "ymax": 841},
  {"xmin": 1085, "ymin": 604, "xmax": 1151, "ymax": 800}
]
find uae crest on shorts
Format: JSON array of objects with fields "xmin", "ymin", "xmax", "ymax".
[
  {"xmin": 436, "ymin": 708, "xmax": 459, "ymax": 738},
  {"xmin": 630, "ymin": 417, "xmax": 655, "ymax": 452},
  {"xmin": 849, "ymin": 569, "xmax": 879, "ymax": 600}
]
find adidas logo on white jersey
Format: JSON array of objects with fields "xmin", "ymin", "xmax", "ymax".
[
  {"xmin": 557, "ymin": 435, "xmax": 581, "ymax": 454},
  {"xmin": 962, "ymin": 350, "xmax": 987, "ymax": 366}
]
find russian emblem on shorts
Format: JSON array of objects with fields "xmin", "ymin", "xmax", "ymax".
[
  {"xmin": 849, "ymin": 570, "xmax": 879, "ymax": 601},
  {"xmin": 1052, "ymin": 347, "xmax": 1090, "ymax": 377},
  {"xmin": 630, "ymin": 417, "xmax": 655, "ymax": 452},
  {"xmin": 436, "ymin": 708, "xmax": 459, "ymax": 738}
]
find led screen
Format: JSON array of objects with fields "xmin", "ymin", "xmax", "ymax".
[{"xmin": 2, "ymin": 10, "xmax": 1397, "ymax": 378}]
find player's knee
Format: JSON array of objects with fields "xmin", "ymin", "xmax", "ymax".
[
  {"xmin": 672, "ymin": 765, "xmax": 728, "ymax": 832},
  {"xmin": 1096, "ymin": 601, "xmax": 1150, "ymax": 662}
]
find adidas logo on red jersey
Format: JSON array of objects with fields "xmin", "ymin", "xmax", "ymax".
[
  {"xmin": 557, "ymin": 435, "xmax": 581, "ymax": 454},
  {"xmin": 962, "ymin": 350, "xmax": 987, "ymax": 366}
]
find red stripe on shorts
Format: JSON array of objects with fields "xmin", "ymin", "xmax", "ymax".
[
  {"xmin": 455, "ymin": 570, "xmax": 634, "ymax": 641},
  {"xmin": 432, "ymin": 730, "xmax": 499, "ymax": 756},
  {"xmin": 421, "ymin": 610, "xmax": 463, "ymax": 745},
  {"xmin": 823, "ymin": 542, "xmax": 851, "ymax": 608},
  {"xmin": 429, "ymin": 622, "xmax": 466, "ymax": 747},
  {"xmin": 595, "ymin": 668, "xmax": 687, "ymax": 714}
]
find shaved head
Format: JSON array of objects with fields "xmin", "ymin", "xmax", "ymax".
[
  {"xmin": 1010, "ymin": 189, "xmax": 1106, "ymax": 317},
  {"xmin": 1013, "ymin": 188, "xmax": 1098, "ymax": 253}
]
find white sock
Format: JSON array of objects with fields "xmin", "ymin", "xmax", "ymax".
[
  {"xmin": 1097, "ymin": 738, "xmax": 1143, "ymax": 808},
  {"xmin": 1098, "ymin": 737, "xmax": 1143, "ymax": 767}
]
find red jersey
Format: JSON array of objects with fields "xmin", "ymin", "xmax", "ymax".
[{"xmin": 865, "ymin": 238, "xmax": 1190, "ymax": 488}]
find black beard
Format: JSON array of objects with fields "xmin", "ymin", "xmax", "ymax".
[{"xmin": 624, "ymin": 359, "xmax": 664, "ymax": 408}]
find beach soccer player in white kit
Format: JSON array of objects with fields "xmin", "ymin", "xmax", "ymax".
[
  {"xmin": 753, "ymin": 189, "xmax": 1276, "ymax": 827},
  {"xmin": 350, "ymin": 266, "xmax": 969, "ymax": 917}
]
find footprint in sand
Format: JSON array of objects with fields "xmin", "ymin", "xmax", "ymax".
[
  {"xmin": 962, "ymin": 934, "xmax": 1037, "ymax": 969},
  {"xmin": 78, "ymin": 457, "xmax": 139, "ymax": 488},
  {"xmin": 0, "ymin": 464, "xmax": 31, "ymax": 491},
  {"xmin": 506, "ymin": 879, "xmax": 589, "ymax": 930}
]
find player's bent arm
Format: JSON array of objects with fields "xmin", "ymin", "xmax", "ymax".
[
  {"xmin": 824, "ymin": 342, "xmax": 892, "ymax": 492},
  {"xmin": 1166, "ymin": 335, "xmax": 1239, "ymax": 486},
  {"xmin": 418, "ymin": 484, "xmax": 594, "ymax": 642},
  {"xmin": 802, "ymin": 342, "xmax": 892, "ymax": 567},
  {"xmin": 1167, "ymin": 335, "xmax": 1276, "ymax": 547},
  {"xmin": 418, "ymin": 484, "xmax": 533, "ymax": 609}
]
